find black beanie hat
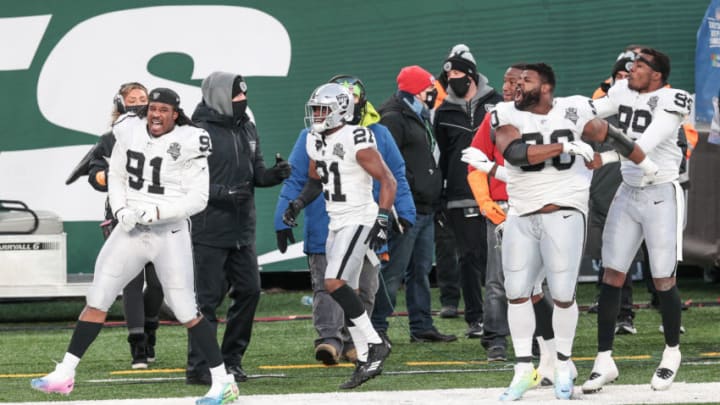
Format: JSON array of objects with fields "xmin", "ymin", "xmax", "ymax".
[
  {"xmin": 232, "ymin": 75, "xmax": 248, "ymax": 97},
  {"xmin": 443, "ymin": 44, "xmax": 479, "ymax": 84},
  {"xmin": 148, "ymin": 88, "xmax": 180, "ymax": 108},
  {"xmin": 612, "ymin": 57, "xmax": 633, "ymax": 79}
]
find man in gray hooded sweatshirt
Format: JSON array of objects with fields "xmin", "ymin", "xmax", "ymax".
[
  {"xmin": 186, "ymin": 71, "xmax": 291, "ymax": 385},
  {"xmin": 433, "ymin": 45, "xmax": 503, "ymax": 343}
]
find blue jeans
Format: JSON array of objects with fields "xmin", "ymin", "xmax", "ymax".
[{"xmin": 372, "ymin": 213, "xmax": 435, "ymax": 334}]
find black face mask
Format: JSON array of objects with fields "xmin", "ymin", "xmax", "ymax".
[
  {"xmin": 424, "ymin": 89, "xmax": 438, "ymax": 109},
  {"xmin": 448, "ymin": 76, "xmax": 471, "ymax": 98},
  {"xmin": 232, "ymin": 100, "xmax": 247, "ymax": 124},
  {"xmin": 125, "ymin": 105, "xmax": 147, "ymax": 116}
]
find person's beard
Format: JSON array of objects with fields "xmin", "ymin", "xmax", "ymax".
[{"xmin": 514, "ymin": 87, "xmax": 540, "ymax": 110}]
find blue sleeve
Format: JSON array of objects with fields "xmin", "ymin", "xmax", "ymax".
[
  {"xmin": 372, "ymin": 124, "xmax": 416, "ymax": 225},
  {"xmin": 273, "ymin": 130, "xmax": 310, "ymax": 231}
]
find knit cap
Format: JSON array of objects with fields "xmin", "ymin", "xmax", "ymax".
[
  {"xmin": 396, "ymin": 65, "xmax": 435, "ymax": 95},
  {"xmin": 443, "ymin": 44, "xmax": 479, "ymax": 84}
]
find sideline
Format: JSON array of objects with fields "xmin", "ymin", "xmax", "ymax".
[{"xmin": 9, "ymin": 382, "xmax": 720, "ymax": 404}]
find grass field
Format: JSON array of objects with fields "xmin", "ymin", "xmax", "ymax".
[{"xmin": 1, "ymin": 276, "xmax": 718, "ymax": 403}]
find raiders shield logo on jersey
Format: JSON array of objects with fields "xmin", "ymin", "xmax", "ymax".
[
  {"xmin": 333, "ymin": 142, "xmax": 345, "ymax": 159},
  {"xmin": 565, "ymin": 107, "xmax": 579, "ymax": 124},
  {"xmin": 167, "ymin": 142, "xmax": 181, "ymax": 160},
  {"xmin": 647, "ymin": 96, "xmax": 659, "ymax": 112}
]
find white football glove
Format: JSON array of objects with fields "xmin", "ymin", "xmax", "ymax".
[
  {"xmin": 637, "ymin": 157, "xmax": 659, "ymax": 186},
  {"xmin": 461, "ymin": 147, "xmax": 495, "ymax": 173},
  {"xmin": 136, "ymin": 208, "xmax": 156, "ymax": 225},
  {"xmin": 562, "ymin": 141, "xmax": 595, "ymax": 162},
  {"xmin": 116, "ymin": 208, "xmax": 139, "ymax": 232}
]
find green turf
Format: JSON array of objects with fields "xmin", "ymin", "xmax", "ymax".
[{"xmin": 0, "ymin": 278, "xmax": 718, "ymax": 402}]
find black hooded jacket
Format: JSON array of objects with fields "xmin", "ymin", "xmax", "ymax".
[
  {"xmin": 378, "ymin": 93, "xmax": 442, "ymax": 214},
  {"xmin": 434, "ymin": 86, "xmax": 503, "ymax": 208},
  {"xmin": 190, "ymin": 72, "xmax": 281, "ymax": 248}
]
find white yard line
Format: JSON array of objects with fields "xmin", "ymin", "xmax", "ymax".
[{"xmin": 10, "ymin": 382, "xmax": 720, "ymax": 404}]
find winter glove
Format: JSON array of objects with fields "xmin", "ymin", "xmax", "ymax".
[
  {"xmin": 479, "ymin": 200, "xmax": 507, "ymax": 225},
  {"xmin": 365, "ymin": 208, "xmax": 390, "ymax": 250},
  {"xmin": 268, "ymin": 153, "xmax": 292, "ymax": 182},
  {"xmin": 276, "ymin": 228, "xmax": 296, "ymax": 253},
  {"xmin": 116, "ymin": 208, "xmax": 139, "ymax": 232},
  {"xmin": 562, "ymin": 141, "xmax": 595, "ymax": 162},
  {"xmin": 282, "ymin": 200, "xmax": 305, "ymax": 227}
]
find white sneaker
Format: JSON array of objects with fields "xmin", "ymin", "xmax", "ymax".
[
  {"xmin": 554, "ymin": 360, "xmax": 574, "ymax": 399},
  {"xmin": 581, "ymin": 351, "xmax": 619, "ymax": 394},
  {"xmin": 651, "ymin": 345, "xmax": 681, "ymax": 391},
  {"xmin": 499, "ymin": 363, "xmax": 539, "ymax": 401}
]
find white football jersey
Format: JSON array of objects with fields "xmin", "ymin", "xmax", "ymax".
[
  {"xmin": 108, "ymin": 116, "xmax": 211, "ymax": 222},
  {"xmin": 306, "ymin": 124, "xmax": 378, "ymax": 230},
  {"xmin": 594, "ymin": 79, "xmax": 690, "ymax": 186},
  {"xmin": 491, "ymin": 97, "xmax": 595, "ymax": 215}
]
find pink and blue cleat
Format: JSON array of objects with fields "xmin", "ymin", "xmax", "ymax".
[{"xmin": 30, "ymin": 366, "xmax": 75, "ymax": 395}]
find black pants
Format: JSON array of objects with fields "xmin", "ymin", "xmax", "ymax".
[
  {"xmin": 187, "ymin": 243, "xmax": 261, "ymax": 375},
  {"xmin": 122, "ymin": 263, "xmax": 164, "ymax": 334},
  {"xmin": 434, "ymin": 209, "xmax": 461, "ymax": 308},
  {"xmin": 446, "ymin": 207, "xmax": 487, "ymax": 324}
]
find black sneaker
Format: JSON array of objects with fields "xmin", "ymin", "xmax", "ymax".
[
  {"xmin": 185, "ymin": 371, "xmax": 212, "ymax": 386},
  {"xmin": 615, "ymin": 316, "xmax": 637, "ymax": 335},
  {"xmin": 439, "ymin": 306, "xmax": 459, "ymax": 318},
  {"xmin": 410, "ymin": 327, "xmax": 457, "ymax": 343},
  {"xmin": 226, "ymin": 365, "xmax": 248, "ymax": 382},
  {"xmin": 465, "ymin": 321, "xmax": 484, "ymax": 339},
  {"xmin": 128, "ymin": 333, "xmax": 148, "ymax": 369},
  {"xmin": 487, "ymin": 345, "xmax": 508, "ymax": 362}
]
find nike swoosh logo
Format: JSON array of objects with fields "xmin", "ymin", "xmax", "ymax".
[
  {"xmin": 653, "ymin": 200, "xmax": 664, "ymax": 205},
  {"xmin": 562, "ymin": 215, "xmax": 572, "ymax": 219},
  {"xmin": 171, "ymin": 229, "xmax": 181, "ymax": 233}
]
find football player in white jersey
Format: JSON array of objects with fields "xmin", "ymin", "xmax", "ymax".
[
  {"xmin": 283, "ymin": 83, "xmax": 395, "ymax": 389},
  {"xmin": 31, "ymin": 88, "xmax": 239, "ymax": 405},
  {"xmin": 582, "ymin": 48, "xmax": 691, "ymax": 394},
  {"xmin": 491, "ymin": 63, "xmax": 657, "ymax": 401}
]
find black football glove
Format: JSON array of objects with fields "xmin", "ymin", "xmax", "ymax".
[
  {"xmin": 270, "ymin": 153, "xmax": 292, "ymax": 181},
  {"xmin": 282, "ymin": 199, "xmax": 304, "ymax": 227},
  {"xmin": 365, "ymin": 208, "xmax": 390, "ymax": 250},
  {"xmin": 276, "ymin": 228, "xmax": 295, "ymax": 253}
]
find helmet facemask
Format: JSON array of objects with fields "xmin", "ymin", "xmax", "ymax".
[{"xmin": 304, "ymin": 83, "xmax": 354, "ymax": 134}]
